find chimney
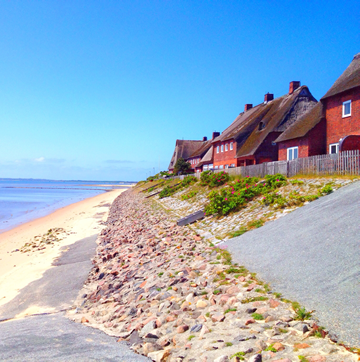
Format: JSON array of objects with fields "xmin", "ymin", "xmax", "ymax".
[
  {"xmin": 212, "ymin": 132, "xmax": 220, "ymax": 140},
  {"xmin": 202, "ymin": 136, "xmax": 207, "ymax": 141},
  {"xmin": 264, "ymin": 93, "xmax": 274, "ymax": 103},
  {"xmin": 289, "ymin": 81, "xmax": 301, "ymax": 94},
  {"xmin": 244, "ymin": 104, "xmax": 253, "ymax": 111}
]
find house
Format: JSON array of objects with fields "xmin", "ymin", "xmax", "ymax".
[
  {"xmin": 168, "ymin": 132, "xmax": 220, "ymax": 173},
  {"xmin": 275, "ymin": 102, "xmax": 326, "ymax": 160},
  {"xmin": 186, "ymin": 137, "xmax": 214, "ymax": 172},
  {"xmin": 321, "ymin": 52, "xmax": 360, "ymax": 154},
  {"xmin": 211, "ymin": 82, "xmax": 318, "ymax": 169}
]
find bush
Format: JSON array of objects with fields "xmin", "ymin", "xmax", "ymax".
[
  {"xmin": 319, "ymin": 184, "xmax": 333, "ymax": 195},
  {"xmin": 201, "ymin": 171, "xmax": 230, "ymax": 188},
  {"xmin": 264, "ymin": 173, "xmax": 287, "ymax": 189},
  {"xmin": 158, "ymin": 175, "xmax": 197, "ymax": 199}
]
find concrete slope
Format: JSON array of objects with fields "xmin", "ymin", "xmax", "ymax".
[{"xmin": 224, "ymin": 181, "xmax": 360, "ymax": 347}]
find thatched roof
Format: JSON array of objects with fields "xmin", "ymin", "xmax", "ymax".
[
  {"xmin": 188, "ymin": 139, "xmax": 213, "ymax": 159},
  {"xmin": 321, "ymin": 53, "xmax": 360, "ymax": 100},
  {"xmin": 196, "ymin": 146, "xmax": 213, "ymax": 168},
  {"xmin": 213, "ymin": 86, "xmax": 317, "ymax": 158},
  {"xmin": 275, "ymin": 102, "xmax": 324, "ymax": 143},
  {"xmin": 168, "ymin": 140, "xmax": 204, "ymax": 170}
]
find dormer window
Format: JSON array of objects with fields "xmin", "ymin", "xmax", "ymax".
[
  {"xmin": 342, "ymin": 100, "xmax": 351, "ymax": 117},
  {"xmin": 258, "ymin": 121, "xmax": 265, "ymax": 130}
]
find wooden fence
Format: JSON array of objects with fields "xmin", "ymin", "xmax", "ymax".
[{"xmin": 172, "ymin": 150, "xmax": 360, "ymax": 180}]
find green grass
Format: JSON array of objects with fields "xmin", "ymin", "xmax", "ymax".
[
  {"xmin": 265, "ymin": 344, "xmax": 277, "ymax": 352},
  {"xmin": 158, "ymin": 272, "xmax": 164, "ymax": 277},
  {"xmin": 225, "ymin": 342, "xmax": 233, "ymax": 347},
  {"xmin": 230, "ymin": 351, "xmax": 245, "ymax": 360},
  {"xmin": 241, "ymin": 296, "xmax": 268, "ymax": 304},
  {"xmin": 213, "ymin": 290, "xmax": 221, "ymax": 295},
  {"xmin": 188, "ymin": 335, "xmax": 195, "ymax": 341},
  {"xmin": 224, "ymin": 308, "xmax": 237, "ymax": 314},
  {"xmin": 251, "ymin": 313, "xmax": 264, "ymax": 320}
]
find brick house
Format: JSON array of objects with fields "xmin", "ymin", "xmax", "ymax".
[
  {"xmin": 321, "ymin": 52, "xmax": 360, "ymax": 154},
  {"xmin": 211, "ymin": 82, "xmax": 317, "ymax": 169},
  {"xmin": 275, "ymin": 103, "xmax": 326, "ymax": 160},
  {"xmin": 168, "ymin": 133, "xmax": 219, "ymax": 173}
]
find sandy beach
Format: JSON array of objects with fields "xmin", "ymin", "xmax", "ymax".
[{"xmin": 0, "ymin": 187, "xmax": 128, "ymax": 311}]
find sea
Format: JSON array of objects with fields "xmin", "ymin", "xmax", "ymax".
[{"xmin": 0, "ymin": 178, "xmax": 133, "ymax": 233}]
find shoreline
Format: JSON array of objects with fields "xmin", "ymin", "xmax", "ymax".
[{"xmin": 0, "ymin": 187, "xmax": 129, "ymax": 312}]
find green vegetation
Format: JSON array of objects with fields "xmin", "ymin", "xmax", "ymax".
[
  {"xmin": 320, "ymin": 184, "xmax": 333, "ymax": 195},
  {"xmin": 298, "ymin": 356, "xmax": 309, "ymax": 362},
  {"xmin": 188, "ymin": 335, "xmax": 195, "ymax": 341},
  {"xmin": 225, "ymin": 342, "xmax": 233, "ymax": 347},
  {"xmin": 173, "ymin": 157, "xmax": 191, "ymax": 175},
  {"xmin": 251, "ymin": 312, "xmax": 264, "ymax": 320},
  {"xmin": 224, "ymin": 308, "xmax": 237, "ymax": 314},
  {"xmin": 230, "ymin": 351, "xmax": 245, "ymax": 360},
  {"xmin": 159, "ymin": 175, "xmax": 198, "ymax": 199},
  {"xmin": 158, "ymin": 272, "xmax": 164, "ymax": 277},
  {"xmin": 265, "ymin": 344, "xmax": 277, "ymax": 352},
  {"xmin": 228, "ymin": 226, "xmax": 248, "ymax": 238},
  {"xmin": 205, "ymin": 174, "xmax": 287, "ymax": 216},
  {"xmin": 200, "ymin": 170, "xmax": 230, "ymax": 187},
  {"xmin": 213, "ymin": 290, "xmax": 221, "ymax": 295},
  {"xmin": 181, "ymin": 190, "xmax": 198, "ymax": 200},
  {"xmin": 241, "ymin": 296, "xmax": 268, "ymax": 304}
]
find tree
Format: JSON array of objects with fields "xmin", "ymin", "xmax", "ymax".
[{"xmin": 173, "ymin": 157, "xmax": 191, "ymax": 175}]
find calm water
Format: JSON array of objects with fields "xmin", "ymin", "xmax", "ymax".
[{"xmin": 0, "ymin": 179, "xmax": 131, "ymax": 232}]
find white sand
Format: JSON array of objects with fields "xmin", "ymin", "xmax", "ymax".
[{"xmin": 0, "ymin": 188, "xmax": 128, "ymax": 308}]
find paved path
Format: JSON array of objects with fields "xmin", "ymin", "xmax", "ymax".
[
  {"xmin": 224, "ymin": 181, "xmax": 360, "ymax": 347},
  {"xmin": 0, "ymin": 235, "xmax": 149, "ymax": 361}
]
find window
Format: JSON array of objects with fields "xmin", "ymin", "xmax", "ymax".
[
  {"xmin": 329, "ymin": 143, "xmax": 339, "ymax": 154},
  {"xmin": 342, "ymin": 100, "xmax": 351, "ymax": 117},
  {"xmin": 230, "ymin": 142, "xmax": 233, "ymax": 150},
  {"xmin": 225, "ymin": 144, "xmax": 228, "ymax": 151},
  {"xmin": 208, "ymin": 164, "xmax": 213, "ymax": 169},
  {"xmin": 219, "ymin": 165, "xmax": 224, "ymax": 169},
  {"xmin": 230, "ymin": 163, "xmax": 235, "ymax": 167},
  {"xmin": 221, "ymin": 144, "xmax": 224, "ymax": 152},
  {"xmin": 225, "ymin": 164, "xmax": 229, "ymax": 169},
  {"xmin": 287, "ymin": 146, "xmax": 298, "ymax": 160},
  {"xmin": 216, "ymin": 146, "xmax": 219, "ymax": 153},
  {"xmin": 258, "ymin": 121, "xmax": 265, "ymax": 130},
  {"xmin": 214, "ymin": 165, "xmax": 219, "ymax": 169},
  {"xmin": 203, "ymin": 165, "xmax": 208, "ymax": 171}
]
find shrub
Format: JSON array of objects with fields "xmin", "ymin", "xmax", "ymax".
[
  {"xmin": 181, "ymin": 190, "xmax": 198, "ymax": 200},
  {"xmin": 159, "ymin": 176, "xmax": 197, "ymax": 199},
  {"xmin": 264, "ymin": 173, "xmax": 287, "ymax": 189},
  {"xmin": 201, "ymin": 170, "xmax": 230, "ymax": 188}
]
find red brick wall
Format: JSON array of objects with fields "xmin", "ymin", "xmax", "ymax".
[
  {"xmin": 325, "ymin": 88, "xmax": 360, "ymax": 152},
  {"xmin": 213, "ymin": 139, "xmax": 237, "ymax": 168},
  {"xmin": 277, "ymin": 119, "xmax": 326, "ymax": 160},
  {"xmin": 278, "ymin": 138, "xmax": 309, "ymax": 161}
]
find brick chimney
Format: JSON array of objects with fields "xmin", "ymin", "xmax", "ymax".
[
  {"xmin": 244, "ymin": 104, "xmax": 253, "ymax": 111},
  {"xmin": 264, "ymin": 93, "xmax": 274, "ymax": 103},
  {"xmin": 202, "ymin": 136, "xmax": 207, "ymax": 141},
  {"xmin": 289, "ymin": 81, "xmax": 301, "ymax": 94},
  {"xmin": 212, "ymin": 132, "xmax": 220, "ymax": 140}
]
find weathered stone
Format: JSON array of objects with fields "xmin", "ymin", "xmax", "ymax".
[
  {"xmin": 272, "ymin": 342, "xmax": 285, "ymax": 351},
  {"xmin": 214, "ymin": 355, "xmax": 229, "ymax": 362},
  {"xmin": 308, "ymin": 356, "xmax": 326, "ymax": 362},
  {"xmin": 248, "ymin": 354, "xmax": 262, "ymax": 362},
  {"xmin": 147, "ymin": 349, "xmax": 171, "ymax": 362},
  {"xmin": 294, "ymin": 343, "xmax": 311, "ymax": 349},
  {"xmin": 196, "ymin": 300, "xmax": 208, "ymax": 308},
  {"xmin": 190, "ymin": 324, "xmax": 203, "ymax": 333},
  {"xmin": 177, "ymin": 325, "xmax": 189, "ymax": 333}
]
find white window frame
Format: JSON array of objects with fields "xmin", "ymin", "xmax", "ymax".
[
  {"xmin": 214, "ymin": 165, "xmax": 219, "ymax": 169},
  {"xmin": 230, "ymin": 163, "xmax": 235, "ymax": 167},
  {"xmin": 219, "ymin": 165, "xmax": 224, "ymax": 169},
  {"xmin": 225, "ymin": 144, "xmax": 228, "ymax": 151},
  {"xmin": 221, "ymin": 144, "xmax": 224, "ymax": 152},
  {"xmin": 342, "ymin": 100, "xmax": 351, "ymax": 118},
  {"xmin": 208, "ymin": 164, "xmax": 213, "ymax": 169},
  {"xmin": 287, "ymin": 146, "xmax": 298, "ymax": 161},
  {"xmin": 225, "ymin": 164, "xmax": 229, "ymax": 169},
  {"xmin": 216, "ymin": 146, "xmax": 219, "ymax": 153},
  {"xmin": 230, "ymin": 142, "xmax": 233, "ymax": 150},
  {"xmin": 329, "ymin": 143, "xmax": 339, "ymax": 154}
]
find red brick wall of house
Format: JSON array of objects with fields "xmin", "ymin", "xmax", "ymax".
[
  {"xmin": 308, "ymin": 119, "xmax": 326, "ymax": 156},
  {"xmin": 325, "ymin": 88, "xmax": 360, "ymax": 152},
  {"xmin": 277, "ymin": 119, "xmax": 326, "ymax": 160},
  {"xmin": 213, "ymin": 139, "xmax": 237, "ymax": 168},
  {"xmin": 278, "ymin": 138, "xmax": 309, "ymax": 161}
]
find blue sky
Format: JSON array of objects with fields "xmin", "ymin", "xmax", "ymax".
[{"xmin": 0, "ymin": 1, "xmax": 359, "ymax": 181}]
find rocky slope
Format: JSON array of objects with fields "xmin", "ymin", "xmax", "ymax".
[{"xmin": 68, "ymin": 185, "xmax": 358, "ymax": 362}]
